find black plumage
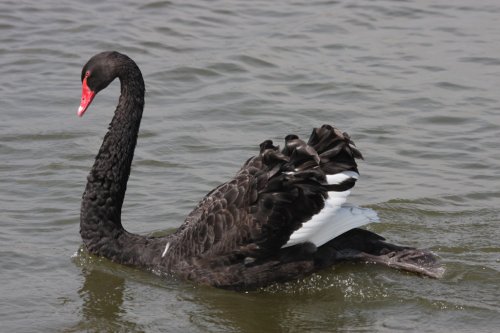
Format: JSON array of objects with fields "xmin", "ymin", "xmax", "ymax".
[{"xmin": 78, "ymin": 51, "xmax": 443, "ymax": 290}]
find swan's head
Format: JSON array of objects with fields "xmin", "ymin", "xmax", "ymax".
[{"xmin": 78, "ymin": 51, "xmax": 122, "ymax": 117}]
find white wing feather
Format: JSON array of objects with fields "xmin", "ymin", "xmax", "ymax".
[{"xmin": 282, "ymin": 171, "xmax": 379, "ymax": 248}]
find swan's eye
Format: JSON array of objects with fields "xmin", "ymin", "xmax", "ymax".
[{"xmin": 85, "ymin": 71, "xmax": 90, "ymax": 78}]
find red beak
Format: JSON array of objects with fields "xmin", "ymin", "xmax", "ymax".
[{"xmin": 78, "ymin": 77, "xmax": 96, "ymax": 117}]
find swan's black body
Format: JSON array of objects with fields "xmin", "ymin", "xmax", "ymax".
[{"xmin": 79, "ymin": 51, "xmax": 443, "ymax": 290}]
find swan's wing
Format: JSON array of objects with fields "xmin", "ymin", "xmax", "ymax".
[
  {"xmin": 175, "ymin": 125, "xmax": 371, "ymax": 260},
  {"xmin": 248, "ymin": 125, "xmax": 371, "ymax": 254}
]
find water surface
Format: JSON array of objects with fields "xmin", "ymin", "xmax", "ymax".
[{"xmin": 1, "ymin": 0, "xmax": 500, "ymax": 332}]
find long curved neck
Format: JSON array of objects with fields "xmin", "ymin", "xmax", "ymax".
[{"xmin": 80, "ymin": 60, "xmax": 145, "ymax": 258}]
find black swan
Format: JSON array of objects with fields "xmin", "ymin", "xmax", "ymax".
[{"xmin": 78, "ymin": 51, "xmax": 443, "ymax": 290}]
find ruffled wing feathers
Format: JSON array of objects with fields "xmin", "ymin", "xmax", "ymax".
[{"xmin": 174, "ymin": 124, "xmax": 371, "ymax": 262}]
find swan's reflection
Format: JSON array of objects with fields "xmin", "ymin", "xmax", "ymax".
[
  {"xmin": 71, "ymin": 258, "xmax": 373, "ymax": 332},
  {"xmin": 74, "ymin": 267, "xmax": 143, "ymax": 332},
  {"xmin": 187, "ymin": 270, "xmax": 374, "ymax": 333}
]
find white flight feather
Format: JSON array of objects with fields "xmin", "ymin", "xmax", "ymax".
[
  {"xmin": 326, "ymin": 171, "xmax": 359, "ymax": 184},
  {"xmin": 306, "ymin": 204, "xmax": 379, "ymax": 247},
  {"xmin": 282, "ymin": 171, "xmax": 378, "ymax": 248}
]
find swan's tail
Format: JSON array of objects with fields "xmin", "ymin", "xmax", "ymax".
[{"xmin": 325, "ymin": 228, "xmax": 445, "ymax": 279}]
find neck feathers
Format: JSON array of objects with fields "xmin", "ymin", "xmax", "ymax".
[{"xmin": 80, "ymin": 60, "xmax": 145, "ymax": 256}]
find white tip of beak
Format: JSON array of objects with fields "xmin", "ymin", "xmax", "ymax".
[{"xmin": 77, "ymin": 106, "xmax": 85, "ymax": 117}]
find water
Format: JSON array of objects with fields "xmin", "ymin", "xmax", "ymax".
[{"xmin": 1, "ymin": 0, "xmax": 499, "ymax": 331}]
